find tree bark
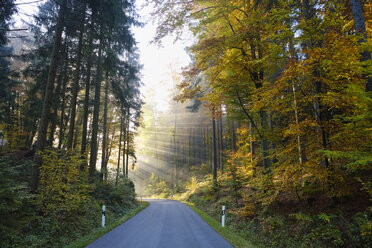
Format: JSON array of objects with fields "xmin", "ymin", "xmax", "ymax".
[
  {"xmin": 350, "ymin": 0, "xmax": 368, "ymax": 40},
  {"xmin": 122, "ymin": 113, "xmax": 127, "ymax": 177},
  {"xmin": 259, "ymin": 110, "xmax": 272, "ymax": 170},
  {"xmin": 350, "ymin": 0, "xmax": 372, "ymax": 91},
  {"xmin": 89, "ymin": 30, "xmax": 104, "ymax": 178},
  {"xmin": 173, "ymin": 105, "xmax": 178, "ymax": 189},
  {"xmin": 154, "ymin": 109, "xmax": 158, "ymax": 170},
  {"xmin": 249, "ymin": 120, "xmax": 255, "ymax": 164},
  {"xmin": 81, "ymin": 12, "xmax": 95, "ymax": 156},
  {"xmin": 216, "ymin": 115, "xmax": 220, "ymax": 170},
  {"xmin": 67, "ymin": 2, "xmax": 86, "ymax": 149},
  {"xmin": 58, "ymin": 41, "xmax": 69, "ymax": 149},
  {"xmin": 188, "ymin": 128, "xmax": 192, "ymax": 172},
  {"xmin": 289, "ymin": 36, "xmax": 306, "ymax": 164},
  {"xmin": 302, "ymin": 0, "xmax": 330, "ymax": 167},
  {"xmin": 116, "ymin": 115, "xmax": 123, "ymax": 184},
  {"xmin": 73, "ymin": 112, "xmax": 81, "ymax": 149},
  {"xmin": 232, "ymin": 119, "xmax": 237, "ymax": 151},
  {"xmin": 34, "ymin": 0, "xmax": 67, "ymax": 152},
  {"xmin": 47, "ymin": 68, "xmax": 63, "ymax": 146},
  {"xmin": 101, "ymin": 71, "xmax": 109, "ymax": 181},
  {"xmin": 125, "ymin": 107, "xmax": 130, "ymax": 177},
  {"xmin": 104, "ymin": 117, "xmax": 115, "ymax": 177},
  {"xmin": 31, "ymin": 0, "xmax": 67, "ymax": 192},
  {"xmin": 212, "ymin": 111, "xmax": 218, "ymax": 185},
  {"xmin": 218, "ymin": 114, "xmax": 223, "ymax": 171},
  {"xmin": 247, "ymin": 38, "xmax": 272, "ymax": 170}
]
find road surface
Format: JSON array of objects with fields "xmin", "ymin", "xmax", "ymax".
[{"xmin": 86, "ymin": 199, "xmax": 233, "ymax": 248}]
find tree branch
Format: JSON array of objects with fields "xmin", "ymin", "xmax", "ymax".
[
  {"xmin": 14, "ymin": 0, "xmax": 45, "ymax": 5},
  {"xmin": 0, "ymin": 28, "xmax": 28, "ymax": 31},
  {"xmin": 235, "ymin": 89, "xmax": 263, "ymax": 138}
]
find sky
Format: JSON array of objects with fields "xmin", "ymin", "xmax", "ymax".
[
  {"xmin": 13, "ymin": 0, "xmax": 192, "ymax": 112},
  {"xmin": 132, "ymin": 0, "xmax": 192, "ymax": 112},
  {"xmin": 131, "ymin": 1, "xmax": 192, "ymax": 190}
]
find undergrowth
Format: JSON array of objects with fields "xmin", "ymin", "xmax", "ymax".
[
  {"xmin": 0, "ymin": 150, "xmax": 138, "ymax": 248},
  {"xmin": 166, "ymin": 174, "xmax": 372, "ymax": 248}
]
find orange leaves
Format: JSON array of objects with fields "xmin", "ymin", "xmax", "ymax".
[
  {"xmin": 174, "ymin": 83, "xmax": 201, "ymax": 103},
  {"xmin": 163, "ymin": 0, "xmax": 372, "ymax": 203}
]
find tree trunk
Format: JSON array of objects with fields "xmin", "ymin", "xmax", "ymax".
[
  {"xmin": 232, "ymin": 119, "xmax": 237, "ymax": 151},
  {"xmin": 67, "ymin": 2, "xmax": 86, "ymax": 149},
  {"xmin": 173, "ymin": 108, "xmax": 178, "ymax": 189},
  {"xmin": 116, "ymin": 115, "xmax": 123, "ymax": 185},
  {"xmin": 198, "ymin": 120, "xmax": 203, "ymax": 165},
  {"xmin": 154, "ymin": 110, "xmax": 158, "ymax": 170},
  {"xmin": 101, "ymin": 71, "xmax": 109, "ymax": 181},
  {"xmin": 249, "ymin": 38, "xmax": 272, "ymax": 171},
  {"xmin": 73, "ymin": 112, "xmax": 81, "ymax": 149},
  {"xmin": 89, "ymin": 30, "xmax": 104, "ymax": 178},
  {"xmin": 350, "ymin": 0, "xmax": 368, "ymax": 40},
  {"xmin": 289, "ymin": 36, "xmax": 306, "ymax": 164},
  {"xmin": 58, "ymin": 42, "xmax": 69, "ymax": 149},
  {"xmin": 212, "ymin": 112, "xmax": 218, "ymax": 185},
  {"xmin": 218, "ymin": 114, "xmax": 223, "ymax": 171},
  {"xmin": 259, "ymin": 42, "xmax": 272, "ymax": 171},
  {"xmin": 122, "ymin": 113, "xmax": 127, "ymax": 177},
  {"xmin": 216, "ymin": 115, "xmax": 220, "ymax": 170},
  {"xmin": 125, "ymin": 107, "xmax": 130, "ymax": 177},
  {"xmin": 302, "ymin": 0, "xmax": 331, "ymax": 166},
  {"xmin": 188, "ymin": 128, "xmax": 192, "ymax": 172},
  {"xmin": 260, "ymin": 110, "xmax": 272, "ymax": 171},
  {"xmin": 34, "ymin": 0, "xmax": 67, "ymax": 152},
  {"xmin": 104, "ymin": 118, "xmax": 115, "ymax": 176},
  {"xmin": 31, "ymin": 0, "xmax": 67, "ymax": 192},
  {"xmin": 47, "ymin": 68, "xmax": 63, "ymax": 146},
  {"xmin": 81, "ymin": 15, "xmax": 95, "ymax": 156},
  {"xmin": 249, "ymin": 120, "xmax": 255, "ymax": 164},
  {"xmin": 350, "ymin": 0, "xmax": 372, "ymax": 91}
]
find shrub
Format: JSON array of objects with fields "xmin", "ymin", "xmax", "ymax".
[
  {"xmin": 36, "ymin": 149, "xmax": 91, "ymax": 216},
  {"xmin": 94, "ymin": 177, "xmax": 137, "ymax": 214}
]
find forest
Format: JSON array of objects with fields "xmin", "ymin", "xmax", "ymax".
[
  {"xmin": 0, "ymin": 0, "xmax": 371, "ymax": 247},
  {"xmin": 1, "ymin": 0, "xmax": 142, "ymax": 247},
  {"xmin": 137, "ymin": 0, "xmax": 372, "ymax": 247}
]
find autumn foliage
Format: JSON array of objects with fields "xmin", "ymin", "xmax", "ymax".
[{"xmin": 152, "ymin": 0, "xmax": 371, "ymax": 246}]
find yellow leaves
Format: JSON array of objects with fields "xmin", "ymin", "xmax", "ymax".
[
  {"xmin": 37, "ymin": 150, "xmax": 90, "ymax": 215},
  {"xmin": 200, "ymin": 91, "xmax": 224, "ymax": 113},
  {"xmin": 342, "ymin": 20, "xmax": 355, "ymax": 33},
  {"xmin": 225, "ymin": 127, "xmax": 256, "ymax": 183},
  {"xmin": 185, "ymin": 176, "xmax": 199, "ymax": 193},
  {"xmin": 238, "ymin": 202, "xmax": 256, "ymax": 218},
  {"xmin": 364, "ymin": 2, "xmax": 372, "ymax": 37},
  {"xmin": 144, "ymin": 173, "xmax": 171, "ymax": 197}
]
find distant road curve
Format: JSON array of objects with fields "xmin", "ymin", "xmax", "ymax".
[{"xmin": 86, "ymin": 199, "xmax": 233, "ymax": 248}]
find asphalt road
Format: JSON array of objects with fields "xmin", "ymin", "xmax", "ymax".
[{"xmin": 86, "ymin": 199, "xmax": 233, "ymax": 248}]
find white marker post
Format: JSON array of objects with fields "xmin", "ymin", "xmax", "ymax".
[
  {"xmin": 222, "ymin": 205, "xmax": 225, "ymax": 227},
  {"xmin": 102, "ymin": 205, "xmax": 106, "ymax": 227}
]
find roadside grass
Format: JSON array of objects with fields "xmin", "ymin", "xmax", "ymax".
[
  {"xmin": 66, "ymin": 201, "xmax": 149, "ymax": 248},
  {"xmin": 183, "ymin": 201, "xmax": 257, "ymax": 248}
]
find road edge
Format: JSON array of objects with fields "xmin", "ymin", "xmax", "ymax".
[
  {"xmin": 182, "ymin": 201, "xmax": 256, "ymax": 248},
  {"xmin": 66, "ymin": 201, "xmax": 150, "ymax": 248}
]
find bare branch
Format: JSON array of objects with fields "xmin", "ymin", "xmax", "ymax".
[
  {"xmin": 0, "ymin": 28, "xmax": 28, "ymax": 31},
  {"xmin": 235, "ymin": 89, "xmax": 263, "ymax": 138},
  {"xmin": 14, "ymin": 0, "xmax": 45, "ymax": 5}
]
